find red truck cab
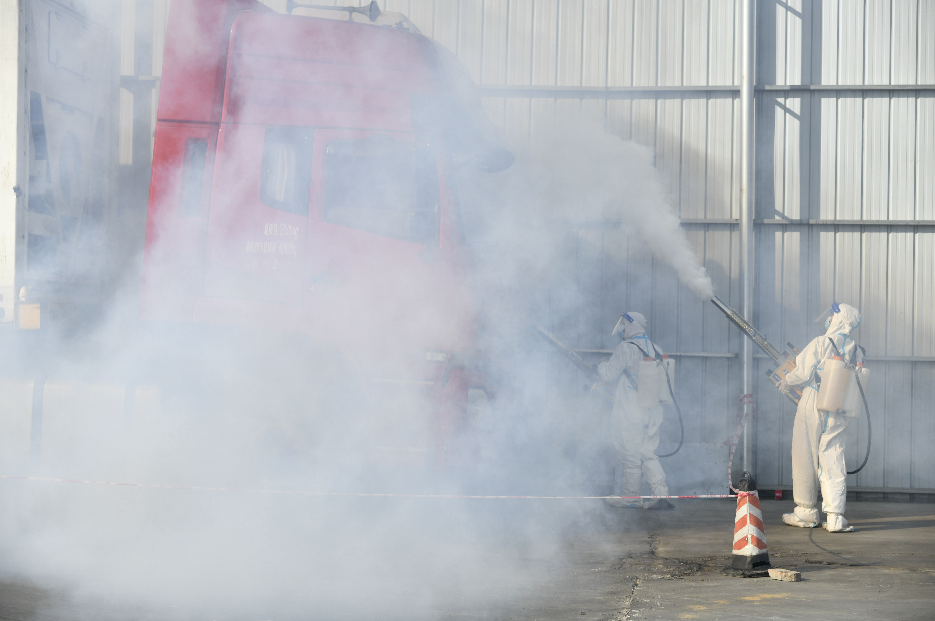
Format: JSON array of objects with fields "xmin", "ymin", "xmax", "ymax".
[{"xmin": 141, "ymin": 0, "xmax": 505, "ymax": 466}]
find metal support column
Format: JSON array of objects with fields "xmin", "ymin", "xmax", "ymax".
[{"xmin": 740, "ymin": 0, "xmax": 756, "ymax": 473}]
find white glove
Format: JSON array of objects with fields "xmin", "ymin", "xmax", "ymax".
[{"xmin": 777, "ymin": 377, "xmax": 793, "ymax": 396}]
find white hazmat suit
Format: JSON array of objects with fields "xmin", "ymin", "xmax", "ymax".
[
  {"xmin": 597, "ymin": 312, "xmax": 670, "ymax": 509},
  {"xmin": 778, "ymin": 303, "xmax": 863, "ymax": 533}
]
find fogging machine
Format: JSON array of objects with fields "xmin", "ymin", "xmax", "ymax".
[{"xmin": 710, "ymin": 296, "xmax": 803, "ymax": 405}]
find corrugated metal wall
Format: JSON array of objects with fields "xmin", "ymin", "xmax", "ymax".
[
  {"xmin": 373, "ymin": 0, "xmax": 934, "ymax": 491},
  {"xmin": 122, "ymin": 0, "xmax": 931, "ymax": 490}
]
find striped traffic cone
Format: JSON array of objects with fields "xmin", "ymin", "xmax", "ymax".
[{"xmin": 727, "ymin": 472, "xmax": 771, "ymax": 576}]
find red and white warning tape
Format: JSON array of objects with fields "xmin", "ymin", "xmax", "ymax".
[{"xmin": 0, "ymin": 474, "xmax": 736, "ymax": 500}]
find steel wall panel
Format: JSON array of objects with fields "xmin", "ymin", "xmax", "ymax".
[
  {"xmin": 680, "ymin": 98, "xmax": 707, "ymax": 219},
  {"xmin": 854, "ymin": 359, "xmax": 886, "ymax": 488},
  {"xmin": 819, "ymin": 95, "xmax": 838, "ymax": 218},
  {"xmin": 835, "ymin": 230, "xmax": 861, "ymax": 311},
  {"xmin": 837, "ymin": 1, "xmax": 864, "ymax": 84},
  {"xmin": 785, "ymin": 0, "xmax": 804, "ymax": 85},
  {"xmin": 708, "ymin": 0, "xmax": 736, "ymax": 85},
  {"xmin": 756, "ymin": 93, "xmax": 780, "ymax": 218},
  {"xmin": 632, "ymin": 0, "xmax": 658, "ymax": 86},
  {"xmin": 580, "ymin": 0, "xmax": 608, "ymax": 87},
  {"xmin": 806, "ymin": 93, "xmax": 821, "ymax": 219},
  {"xmin": 862, "ymin": 95, "xmax": 890, "ymax": 220},
  {"xmin": 554, "ymin": 97, "xmax": 581, "ymax": 119},
  {"xmin": 784, "ymin": 97, "xmax": 804, "ymax": 219},
  {"xmin": 914, "ymin": 230, "xmax": 935, "ymax": 357},
  {"xmin": 781, "ymin": 228, "xmax": 809, "ymax": 348},
  {"xmin": 683, "ymin": 0, "xmax": 709, "ymax": 86},
  {"xmin": 920, "ymin": 1, "xmax": 935, "ymax": 83},
  {"xmin": 458, "ymin": 0, "xmax": 484, "ymax": 83},
  {"xmin": 405, "ymin": 1, "xmax": 435, "ymax": 36},
  {"xmin": 911, "ymin": 363, "xmax": 935, "ymax": 488},
  {"xmin": 864, "ymin": 0, "xmax": 891, "ymax": 85},
  {"xmin": 821, "ymin": 0, "xmax": 840, "ymax": 84},
  {"xmin": 432, "ymin": 0, "xmax": 459, "ymax": 51},
  {"xmin": 507, "ymin": 0, "xmax": 534, "ymax": 85},
  {"xmin": 889, "ymin": 94, "xmax": 916, "ymax": 220},
  {"xmin": 809, "ymin": 227, "xmax": 833, "ymax": 336},
  {"xmin": 836, "ymin": 97, "xmax": 863, "ymax": 219},
  {"xmin": 918, "ymin": 96, "xmax": 935, "ymax": 219},
  {"xmin": 607, "ymin": 0, "xmax": 635, "ymax": 87},
  {"xmin": 580, "ymin": 98, "xmax": 605, "ymax": 125},
  {"xmin": 884, "ymin": 361, "xmax": 913, "ymax": 487},
  {"xmin": 706, "ymin": 95, "xmax": 734, "ymax": 219},
  {"xmin": 657, "ymin": 0, "xmax": 683, "ymax": 86},
  {"xmin": 859, "ymin": 229, "xmax": 888, "ymax": 353},
  {"xmin": 482, "ymin": 0, "xmax": 509, "ymax": 85},
  {"xmin": 631, "ymin": 99, "xmax": 657, "ymax": 149},
  {"xmin": 531, "ymin": 0, "xmax": 558, "ymax": 85},
  {"xmin": 606, "ymin": 99, "xmax": 633, "ymax": 140},
  {"xmin": 887, "ymin": 230, "xmax": 914, "ymax": 357},
  {"xmin": 556, "ymin": 0, "xmax": 583, "ymax": 86},
  {"xmin": 890, "ymin": 0, "xmax": 917, "ymax": 85}
]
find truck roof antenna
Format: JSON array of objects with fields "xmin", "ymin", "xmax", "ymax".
[{"xmin": 286, "ymin": 0, "xmax": 381, "ymax": 22}]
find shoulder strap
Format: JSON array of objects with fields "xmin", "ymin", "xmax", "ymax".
[{"xmin": 627, "ymin": 337, "xmax": 660, "ymax": 361}]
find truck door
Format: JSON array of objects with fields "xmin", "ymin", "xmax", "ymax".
[
  {"xmin": 202, "ymin": 124, "xmax": 312, "ymax": 308},
  {"xmin": 304, "ymin": 129, "xmax": 457, "ymax": 356}
]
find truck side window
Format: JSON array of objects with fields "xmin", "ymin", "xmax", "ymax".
[
  {"xmin": 180, "ymin": 138, "xmax": 208, "ymax": 217},
  {"xmin": 322, "ymin": 135, "xmax": 439, "ymax": 244},
  {"xmin": 261, "ymin": 127, "xmax": 313, "ymax": 216}
]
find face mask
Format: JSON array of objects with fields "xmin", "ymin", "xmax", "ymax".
[{"xmin": 825, "ymin": 317, "xmax": 832, "ymax": 330}]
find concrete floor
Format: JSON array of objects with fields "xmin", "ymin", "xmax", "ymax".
[{"xmin": 0, "ymin": 496, "xmax": 932, "ymax": 620}]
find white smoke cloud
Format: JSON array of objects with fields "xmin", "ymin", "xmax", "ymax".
[{"xmin": 461, "ymin": 115, "xmax": 714, "ymax": 303}]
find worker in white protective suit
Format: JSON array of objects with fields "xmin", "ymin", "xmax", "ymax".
[
  {"xmin": 777, "ymin": 302, "xmax": 863, "ymax": 533},
  {"xmin": 597, "ymin": 312, "xmax": 673, "ymax": 510}
]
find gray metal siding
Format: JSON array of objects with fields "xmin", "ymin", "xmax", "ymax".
[{"xmin": 388, "ymin": 0, "xmax": 934, "ymax": 490}]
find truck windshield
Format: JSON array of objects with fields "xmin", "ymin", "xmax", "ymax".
[{"xmin": 322, "ymin": 135, "xmax": 439, "ymax": 244}]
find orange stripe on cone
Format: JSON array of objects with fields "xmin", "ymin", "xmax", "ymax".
[
  {"xmin": 733, "ymin": 534, "xmax": 768, "ymax": 551},
  {"xmin": 734, "ymin": 512, "xmax": 766, "ymax": 534}
]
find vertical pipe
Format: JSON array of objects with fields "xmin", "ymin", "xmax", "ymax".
[
  {"xmin": 740, "ymin": 0, "xmax": 756, "ymax": 473},
  {"xmin": 0, "ymin": 0, "xmax": 27, "ymax": 326}
]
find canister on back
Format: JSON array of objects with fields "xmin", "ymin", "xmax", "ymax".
[
  {"xmin": 842, "ymin": 363, "xmax": 869, "ymax": 418},
  {"xmin": 817, "ymin": 356, "xmax": 850, "ymax": 411}
]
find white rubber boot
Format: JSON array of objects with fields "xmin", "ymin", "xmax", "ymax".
[
  {"xmin": 823, "ymin": 513, "xmax": 855, "ymax": 532},
  {"xmin": 782, "ymin": 506, "xmax": 819, "ymax": 528}
]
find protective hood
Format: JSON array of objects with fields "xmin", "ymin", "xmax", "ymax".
[
  {"xmin": 612, "ymin": 311, "xmax": 647, "ymax": 339},
  {"xmin": 825, "ymin": 303, "xmax": 861, "ymax": 336}
]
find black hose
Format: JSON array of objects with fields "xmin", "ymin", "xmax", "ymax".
[
  {"xmin": 657, "ymin": 365, "xmax": 684, "ymax": 458},
  {"xmin": 846, "ymin": 372, "xmax": 872, "ymax": 475}
]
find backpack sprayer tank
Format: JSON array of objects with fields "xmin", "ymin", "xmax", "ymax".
[
  {"xmin": 842, "ymin": 363, "xmax": 869, "ymax": 418},
  {"xmin": 816, "ymin": 356, "xmax": 849, "ymax": 411},
  {"xmin": 637, "ymin": 354, "xmax": 675, "ymax": 407}
]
